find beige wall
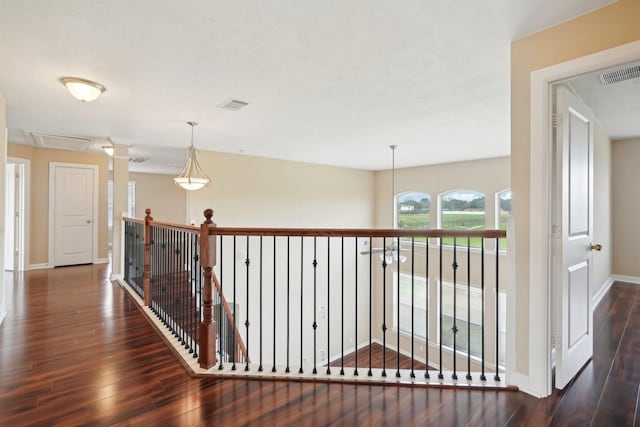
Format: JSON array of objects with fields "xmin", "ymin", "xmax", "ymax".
[
  {"xmin": 130, "ymin": 172, "xmax": 187, "ymax": 224},
  {"xmin": 7, "ymin": 143, "xmax": 110, "ymax": 266},
  {"xmin": 0, "ymin": 95, "xmax": 6, "ymax": 323},
  {"xmin": 187, "ymin": 151, "xmax": 375, "ymax": 228},
  {"xmin": 511, "ymin": 0, "xmax": 640, "ymax": 377},
  {"xmin": 612, "ymin": 138, "xmax": 640, "ymax": 277}
]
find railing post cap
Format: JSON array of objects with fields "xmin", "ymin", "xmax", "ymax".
[{"xmin": 204, "ymin": 209, "xmax": 214, "ymax": 224}]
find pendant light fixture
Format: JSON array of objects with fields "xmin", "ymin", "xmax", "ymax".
[
  {"xmin": 360, "ymin": 145, "xmax": 406, "ymax": 264},
  {"xmin": 174, "ymin": 121, "xmax": 211, "ymax": 191},
  {"xmin": 386, "ymin": 144, "xmax": 407, "ymax": 264}
]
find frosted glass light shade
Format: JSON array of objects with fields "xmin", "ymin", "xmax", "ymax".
[
  {"xmin": 174, "ymin": 144, "xmax": 210, "ymax": 191},
  {"xmin": 60, "ymin": 77, "xmax": 106, "ymax": 102}
]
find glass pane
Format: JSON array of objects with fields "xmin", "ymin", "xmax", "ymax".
[
  {"xmin": 397, "ymin": 192, "xmax": 430, "ymax": 229},
  {"xmin": 441, "ymin": 190, "xmax": 485, "ymax": 248},
  {"xmin": 394, "ymin": 273, "xmax": 427, "ymax": 339}
]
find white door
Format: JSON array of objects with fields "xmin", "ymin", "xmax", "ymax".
[
  {"xmin": 554, "ymin": 86, "xmax": 597, "ymax": 389},
  {"xmin": 51, "ymin": 164, "xmax": 96, "ymax": 266}
]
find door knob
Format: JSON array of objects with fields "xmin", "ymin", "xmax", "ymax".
[
  {"xmin": 589, "ymin": 243, "xmax": 602, "ymax": 251},
  {"xmin": 86, "ymin": 219, "xmax": 92, "ymax": 224}
]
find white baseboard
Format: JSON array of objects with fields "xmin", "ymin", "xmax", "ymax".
[
  {"xmin": 612, "ymin": 274, "xmax": 640, "ymax": 285},
  {"xmin": 26, "ymin": 263, "xmax": 50, "ymax": 271},
  {"xmin": 593, "ymin": 277, "xmax": 615, "ymax": 309},
  {"xmin": 507, "ymin": 371, "xmax": 546, "ymax": 398},
  {"xmin": 110, "ymin": 273, "xmax": 124, "ymax": 281},
  {"xmin": 94, "ymin": 258, "xmax": 110, "ymax": 265}
]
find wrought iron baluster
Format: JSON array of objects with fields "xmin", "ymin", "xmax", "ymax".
[
  {"xmin": 466, "ymin": 238, "xmax": 472, "ymax": 381},
  {"xmin": 495, "ymin": 237, "xmax": 501, "ymax": 382},
  {"xmin": 245, "ymin": 235, "xmax": 250, "ymax": 371},
  {"xmin": 354, "ymin": 237, "xmax": 359, "ymax": 377},
  {"xmin": 259, "ymin": 236, "xmax": 263, "ymax": 372},
  {"xmin": 410, "ymin": 237, "xmax": 415, "ymax": 379},
  {"xmin": 438, "ymin": 238, "xmax": 443, "ymax": 380},
  {"xmin": 368, "ymin": 236, "xmax": 373, "ymax": 378},
  {"xmin": 232, "ymin": 235, "xmax": 237, "ymax": 371},
  {"xmin": 452, "ymin": 237, "xmax": 458, "ymax": 381},
  {"xmin": 396, "ymin": 235, "xmax": 401, "ymax": 379},
  {"xmin": 312, "ymin": 237, "xmax": 318, "ymax": 375},
  {"xmin": 480, "ymin": 239, "xmax": 486, "ymax": 381},
  {"xmin": 382, "ymin": 236, "xmax": 387, "ymax": 378},
  {"xmin": 425, "ymin": 233, "xmax": 430, "ymax": 379},
  {"xmin": 326, "ymin": 236, "xmax": 331, "ymax": 375},
  {"xmin": 299, "ymin": 237, "xmax": 304, "ymax": 374},
  {"xmin": 219, "ymin": 236, "xmax": 224, "ymax": 370},
  {"xmin": 340, "ymin": 237, "xmax": 344, "ymax": 376},
  {"xmin": 286, "ymin": 236, "xmax": 290, "ymax": 373},
  {"xmin": 272, "ymin": 236, "xmax": 277, "ymax": 373}
]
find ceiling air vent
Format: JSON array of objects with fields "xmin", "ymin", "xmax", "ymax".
[
  {"xmin": 29, "ymin": 132, "xmax": 92, "ymax": 151},
  {"xmin": 128, "ymin": 157, "xmax": 149, "ymax": 163},
  {"xmin": 219, "ymin": 98, "xmax": 249, "ymax": 111},
  {"xmin": 599, "ymin": 64, "xmax": 640, "ymax": 85}
]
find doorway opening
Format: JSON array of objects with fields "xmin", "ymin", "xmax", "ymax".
[{"xmin": 4, "ymin": 158, "xmax": 28, "ymax": 272}]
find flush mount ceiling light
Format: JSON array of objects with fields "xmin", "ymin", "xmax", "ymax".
[
  {"xmin": 60, "ymin": 77, "xmax": 106, "ymax": 102},
  {"xmin": 174, "ymin": 121, "xmax": 211, "ymax": 191}
]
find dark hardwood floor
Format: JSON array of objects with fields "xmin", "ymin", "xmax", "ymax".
[{"xmin": 0, "ymin": 264, "xmax": 638, "ymax": 426}]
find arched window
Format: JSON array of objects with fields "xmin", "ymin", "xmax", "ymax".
[
  {"xmin": 396, "ymin": 192, "xmax": 430, "ymax": 229},
  {"xmin": 439, "ymin": 190, "xmax": 485, "ymax": 247}
]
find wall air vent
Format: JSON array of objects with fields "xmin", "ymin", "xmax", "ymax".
[
  {"xmin": 128, "ymin": 157, "xmax": 149, "ymax": 163},
  {"xmin": 219, "ymin": 98, "xmax": 249, "ymax": 111},
  {"xmin": 599, "ymin": 65, "xmax": 640, "ymax": 85},
  {"xmin": 29, "ymin": 132, "xmax": 92, "ymax": 151}
]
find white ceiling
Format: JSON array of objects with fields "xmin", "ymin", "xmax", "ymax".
[
  {"xmin": 0, "ymin": 0, "xmax": 616, "ymax": 172},
  {"xmin": 568, "ymin": 61, "xmax": 640, "ymax": 140}
]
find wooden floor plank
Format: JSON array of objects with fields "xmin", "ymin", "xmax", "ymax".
[{"xmin": 1, "ymin": 265, "xmax": 640, "ymax": 425}]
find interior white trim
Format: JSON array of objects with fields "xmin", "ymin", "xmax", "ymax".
[
  {"xmin": 48, "ymin": 162, "xmax": 99, "ymax": 266},
  {"xmin": 26, "ymin": 263, "xmax": 49, "ymax": 271},
  {"xmin": 592, "ymin": 277, "xmax": 615, "ymax": 309},
  {"xmin": 7, "ymin": 157, "xmax": 30, "ymax": 272},
  {"xmin": 528, "ymin": 39, "xmax": 640, "ymax": 398},
  {"xmin": 95, "ymin": 258, "xmax": 110, "ymax": 265},
  {"xmin": 110, "ymin": 273, "xmax": 124, "ymax": 281},
  {"xmin": 611, "ymin": 274, "xmax": 640, "ymax": 285},
  {"xmin": 0, "ymin": 309, "xmax": 6, "ymax": 326}
]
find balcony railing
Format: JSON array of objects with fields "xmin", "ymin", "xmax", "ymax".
[{"xmin": 122, "ymin": 209, "xmax": 508, "ymax": 389}]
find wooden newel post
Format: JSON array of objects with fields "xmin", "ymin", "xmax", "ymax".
[
  {"xmin": 199, "ymin": 208, "xmax": 218, "ymax": 369},
  {"xmin": 143, "ymin": 208, "xmax": 153, "ymax": 307}
]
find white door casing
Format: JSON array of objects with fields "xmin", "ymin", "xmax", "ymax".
[
  {"xmin": 49, "ymin": 163, "xmax": 98, "ymax": 267},
  {"xmin": 553, "ymin": 87, "xmax": 594, "ymax": 390}
]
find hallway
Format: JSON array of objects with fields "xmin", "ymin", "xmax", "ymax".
[{"xmin": 0, "ymin": 264, "xmax": 637, "ymax": 425}]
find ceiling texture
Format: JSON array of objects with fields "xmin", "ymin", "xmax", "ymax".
[{"xmin": 0, "ymin": 0, "xmax": 618, "ymax": 173}]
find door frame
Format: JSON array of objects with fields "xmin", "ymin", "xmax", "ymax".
[
  {"xmin": 6, "ymin": 157, "xmax": 29, "ymax": 271},
  {"xmin": 48, "ymin": 162, "xmax": 99, "ymax": 267},
  {"xmin": 528, "ymin": 39, "xmax": 640, "ymax": 397}
]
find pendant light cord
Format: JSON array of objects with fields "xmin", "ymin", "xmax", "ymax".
[{"xmin": 390, "ymin": 145, "xmax": 397, "ymax": 229}]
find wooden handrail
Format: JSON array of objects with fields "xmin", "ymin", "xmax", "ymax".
[
  {"xmin": 212, "ymin": 272, "xmax": 250, "ymax": 363},
  {"xmin": 124, "ymin": 216, "xmax": 506, "ymax": 240},
  {"xmin": 208, "ymin": 227, "xmax": 506, "ymax": 239}
]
